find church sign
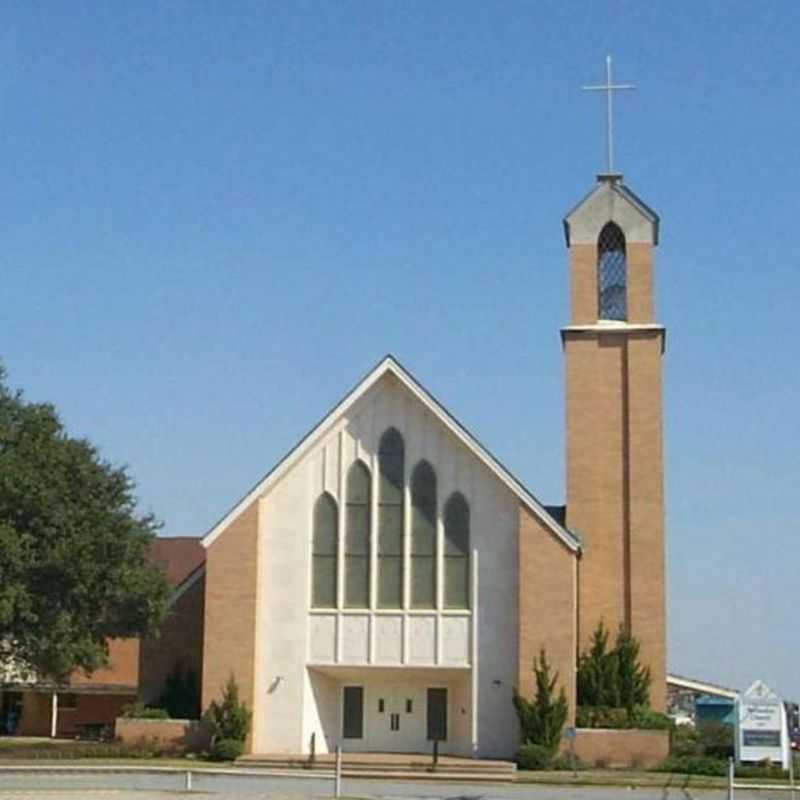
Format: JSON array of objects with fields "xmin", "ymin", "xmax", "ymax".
[{"xmin": 735, "ymin": 680, "xmax": 791, "ymax": 768}]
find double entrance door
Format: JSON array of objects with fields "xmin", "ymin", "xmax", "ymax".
[{"xmin": 342, "ymin": 685, "xmax": 448, "ymax": 752}]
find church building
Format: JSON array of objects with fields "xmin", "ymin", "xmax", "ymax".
[{"xmin": 197, "ymin": 171, "xmax": 667, "ymax": 759}]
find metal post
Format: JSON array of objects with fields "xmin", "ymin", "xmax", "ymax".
[
  {"xmin": 432, "ymin": 738, "xmax": 439, "ymax": 768},
  {"xmin": 790, "ymin": 750, "xmax": 795, "ymax": 800},
  {"xmin": 570, "ymin": 735, "xmax": 576, "ymax": 776},
  {"xmin": 605, "ymin": 55, "xmax": 613, "ymax": 173},
  {"xmin": 185, "ymin": 770, "xmax": 193, "ymax": 791},
  {"xmin": 310, "ymin": 732, "xmax": 316, "ymax": 767},
  {"xmin": 334, "ymin": 746, "xmax": 341, "ymax": 799},
  {"xmin": 728, "ymin": 756, "xmax": 735, "ymax": 800}
]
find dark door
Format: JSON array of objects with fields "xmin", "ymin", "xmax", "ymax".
[
  {"xmin": 426, "ymin": 688, "xmax": 447, "ymax": 741},
  {"xmin": 342, "ymin": 686, "xmax": 364, "ymax": 739}
]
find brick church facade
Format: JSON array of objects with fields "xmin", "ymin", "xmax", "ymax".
[{"xmin": 196, "ymin": 171, "xmax": 667, "ymax": 757}]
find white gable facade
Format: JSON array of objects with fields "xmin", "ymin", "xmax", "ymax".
[{"xmin": 201, "ymin": 358, "xmax": 579, "ymax": 759}]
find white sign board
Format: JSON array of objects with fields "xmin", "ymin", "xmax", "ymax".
[{"xmin": 735, "ymin": 680, "xmax": 790, "ymax": 769}]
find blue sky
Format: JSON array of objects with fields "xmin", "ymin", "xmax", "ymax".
[{"xmin": 2, "ymin": 2, "xmax": 798, "ymax": 701}]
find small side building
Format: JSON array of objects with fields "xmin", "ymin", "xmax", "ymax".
[{"xmin": 0, "ymin": 537, "xmax": 205, "ymax": 738}]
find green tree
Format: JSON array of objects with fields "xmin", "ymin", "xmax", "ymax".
[
  {"xmin": 159, "ymin": 662, "xmax": 200, "ymax": 719},
  {"xmin": 576, "ymin": 622, "xmax": 651, "ymax": 710},
  {"xmin": 0, "ymin": 366, "xmax": 170, "ymax": 682},
  {"xmin": 576, "ymin": 622, "xmax": 619, "ymax": 707},
  {"xmin": 513, "ymin": 648, "xmax": 569, "ymax": 754},
  {"xmin": 615, "ymin": 627, "xmax": 650, "ymax": 709},
  {"xmin": 207, "ymin": 675, "xmax": 252, "ymax": 744}
]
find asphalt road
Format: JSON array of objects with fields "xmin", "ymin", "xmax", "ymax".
[{"xmin": 0, "ymin": 769, "xmax": 793, "ymax": 800}]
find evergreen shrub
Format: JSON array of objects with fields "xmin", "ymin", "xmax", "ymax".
[
  {"xmin": 513, "ymin": 648, "xmax": 568, "ymax": 755},
  {"xmin": 208, "ymin": 738, "xmax": 244, "ymax": 762},
  {"xmin": 517, "ymin": 743, "xmax": 553, "ymax": 771},
  {"xmin": 206, "ymin": 675, "xmax": 252, "ymax": 745}
]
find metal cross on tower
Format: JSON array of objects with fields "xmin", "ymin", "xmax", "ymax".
[{"xmin": 582, "ymin": 55, "xmax": 635, "ymax": 174}]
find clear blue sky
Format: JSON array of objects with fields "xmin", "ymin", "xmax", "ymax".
[{"xmin": 3, "ymin": 2, "xmax": 798, "ymax": 701}]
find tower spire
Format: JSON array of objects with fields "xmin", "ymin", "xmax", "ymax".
[{"xmin": 582, "ymin": 55, "xmax": 635, "ymax": 174}]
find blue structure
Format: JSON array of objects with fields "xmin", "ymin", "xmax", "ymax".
[{"xmin": 696, "ymin": 694, "xmax": 736, "ymax": 726}]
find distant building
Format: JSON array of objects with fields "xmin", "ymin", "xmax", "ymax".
[
  {"xmin": 667, "ymin": 674, "xmax": 738, "ymax": 727},
  {"xmin": 0, "ymin": 538, "xmax": 204, "ymax": 738}
]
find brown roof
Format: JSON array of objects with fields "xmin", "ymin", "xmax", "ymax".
[{"xmin": 148, "ymin": 537, "xmax": 205, "ymax": 587}]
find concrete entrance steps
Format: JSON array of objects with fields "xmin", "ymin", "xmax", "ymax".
[{"xmin": 237, "ymin": 752, "xmax": 517, "ymax": 782}]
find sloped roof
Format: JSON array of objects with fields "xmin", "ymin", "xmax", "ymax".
[
  {"xmin": 667, "ymin": 673, "xmax": 738, "ymax": 699},
  {"xmin": 148, "ymin": 536, "xmax": 205, "ymax": 587},
  {"xmin": 563, "ymin": 174, "xmax": 660, "ymax": 246},
  {"xmin": 202, "ymin": 355, "xmax": 581, "ymax": 553}
]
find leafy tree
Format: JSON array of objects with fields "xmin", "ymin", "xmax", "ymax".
[
  {"xmin": 158, "ymin": 662, "xmax": 200, "ymax": 719},
  {"xmin": 513, "ymin": 648, "xmax": 569, "ymax": 754},
  {"xmin": 577, "ymin": 622, "xmax": 651, "ymax": 710},
  {"xmin": 0, "ymin": 365, "xmax": 170, "ymax": 682},
  {"xmin": 207, "ymin": 675, "xmax": 252, "ymax": 744}
]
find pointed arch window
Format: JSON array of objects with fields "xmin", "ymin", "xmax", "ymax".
[
  {"xmin": 345, "ymin": 461, "xmax": 371, "ymax": 608},
  {"xmin": 444, "ymin": 493, "xmax": 470, "ymax": 609},
  {"xmin": 411, "ymin": 460, "xmax": 437, "ymax": 609},
  {"xmin": 312, "ymin": 493, "xmax": 338, "ymax": 609},
  {"xmin": 598, "ymin": 222, "xmax": 627, "ymax": 321},
  {"xmin": 378, "ymin": 428, "xmax": 404, "ymax": 608}
]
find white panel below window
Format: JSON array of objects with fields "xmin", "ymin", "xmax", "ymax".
[
  {"xmin": 374, "ymin": 615, "xmax": 403, "ymax": 664},
  {"xmin": 407, "ymin": 615, "xmax": 436, "ymax": 664},
  {"xmin": 441, "ymin": 615, "xmax": 470, "ymax": 665},
  {"xmin": 309, "ymin": 614, "xmax": 337, "ymax": 663},
  {"xmin": 341, "ymin": 615, "xmax": 370, "ymax": 663}
]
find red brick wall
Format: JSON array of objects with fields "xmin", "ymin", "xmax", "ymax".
[
  {"xmin": 70, "ymin": 639, "xmax": 140, "ymax": 688},
  {"xmin": 139, "ymin": 572, "xmax": 205, "ymax": 713},
  {"xmin": 16, "ymin": 691, "xmax": 134, "ymax": 737},
  {"xmin": 566, "ymin": 728, "xmax": 669, "ymax": 768},
  {"xmin": 115, "ymin": 717, "xmax": 209, "ymax": 751}
]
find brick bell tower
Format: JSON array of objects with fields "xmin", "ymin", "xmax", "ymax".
[{"xmin": 562, "ymin": 172, "xmax": 667, "ymax": 711}]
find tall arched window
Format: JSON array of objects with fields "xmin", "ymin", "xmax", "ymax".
[
  {"xmin": 598, "ymin": 222, "xmax": 627, "ymax": 321},
  {"xmin": 444, "ymin": 493, "xmax": 470, "ymax": 609},
  {"xmin": 411, "ymin": 460, "xmax": 437, "ymax": 609},
  {"xmin": 345, "ymin": 461, "xmax": 371, "ymax": 608},
  {"xmin": 312, "ymin": 493, "xmax": 338, "ymax": 608},
  {"xmin": 378, "ymin": 428, "xmax": 404, "ymax": 608}
]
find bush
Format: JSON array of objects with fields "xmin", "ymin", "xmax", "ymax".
[
  {"xmin": 551, "ymin": 752, "xmax": 588, "ymax": 771},
  {"xmin": 576, "ymin": 704, "xmax": 672, "ymax": 730},
  {"xmin": 120, "ymin": 702, "xmax": 170, "ymax": 720},
  {"xmin": 207, "ymin": 738, "xmax": 244, "ymax": 762},
  {"xmin": 629, "ymin": 706, "xmax": 673, "ymax": 730},
  {"xmin": 696, "ymin": 721, "xmax": 734, "ymax": 759},
  {"xmin": 513, "ymin": 648, "xmax": 568, "ymax": 754},
  {"xmin": 0, "ymin": 739, "xmax": 176, "ymax": 760},
  {"xmin": 159, "ymin": 663, "xmax": 200, "ymax": 719},
  {"xmin": 517, "ymin": 743, "xmax": 553, "ymax": 771},
  {"xmin": 735, "ymin": 761, "xmax": 788, "ymax": 779},
  {"xmin": 670, "ymin": 724, "xmax": 699, "ymax": 757},
  {"xmin": 652, "ymin": 755, "xmax": 727, "ymax": 776},
  {"xmin": 206, "ymin": 675, "xmax": 252, "ymax": 744},
  {"xmin": 576, "ymin": 705, "xmax": 629, "ymax": 728}
]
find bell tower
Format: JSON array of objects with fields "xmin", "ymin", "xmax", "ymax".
[{"xmin": 562, "ymin": 172, "xmax": 667, "ymax": 710}]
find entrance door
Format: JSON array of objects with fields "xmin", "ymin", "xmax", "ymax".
[
  {"xmin": 342, "ymin": 686, "xmax": 364, "ymax": 741},
  {"xmin": 370, "ymin": 686, "xmax": 425, "ymax": 752},
  {"xmin": 1, "ymin": 692, "xmax": 23, "ymax": 735},
  {"xmin": 426, "ymin": 688, "xmax": 447, "ymax": 742}
]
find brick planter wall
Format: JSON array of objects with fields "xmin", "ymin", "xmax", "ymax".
[
  {"xmin": 564, "ymin": 728, "xmax": 669, "ymax": 768},
  {"xmin": 115, "ymin": 718, "xmax": 209, "ymax": 752}
]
